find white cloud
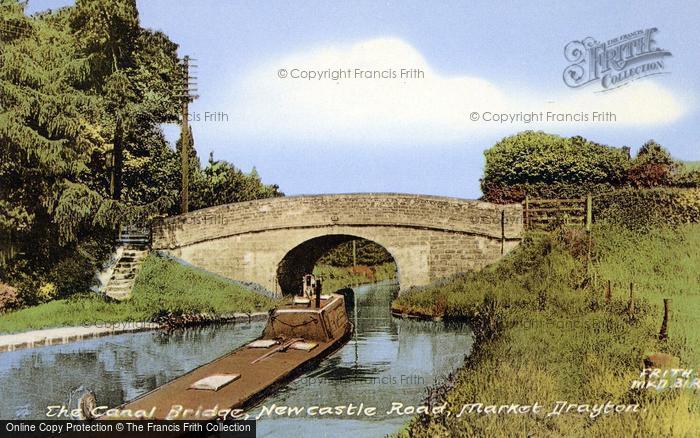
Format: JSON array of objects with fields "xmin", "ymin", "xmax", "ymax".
[{"xmin": 226, "ymin": 37, "xmax": 689, "ymax": 145}]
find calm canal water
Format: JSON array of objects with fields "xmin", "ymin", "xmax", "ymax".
[{"xmin": 0, "ymin": 281, "xmax": 473, "ymax": 437}]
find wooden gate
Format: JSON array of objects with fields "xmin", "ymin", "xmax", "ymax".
[{"xmin": 523, "ymin": 194, "xmax": 592, "ymax": 231}]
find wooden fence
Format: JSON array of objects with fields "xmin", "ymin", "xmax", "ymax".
[{"xmin": 523, "ymin": 194, "xmax": 592, "ymax": 231}]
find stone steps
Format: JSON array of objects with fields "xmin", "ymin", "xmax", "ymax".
[
  {"xmin": 118, "ymin": 255, "xmax": 147, "ymax": 263},
  {"xmin": 118, "ymin": 238, "xmax": 150, "ymax": 245},
  {"xmin": 104, "ymin": 247, "xmax": 149, "ymax": 300},
  {"xmin": 106, "ymin": 290, "xmax": 132, "ymax": 300},
  {"xmin": 111, "ymin": 272, "xmax": 137, "ymax": 280}
]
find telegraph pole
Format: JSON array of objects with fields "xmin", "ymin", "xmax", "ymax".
[
  {"xmin": 180, "ymin": 62, "xmax": 189, "ymax": 215},
  {"xmin": 352, "ymin": 240, "xmax": 357, "ymax": 268},
  {"xmin": 179, "ymin": 55, "xmax": 198, "ymax": 214}
]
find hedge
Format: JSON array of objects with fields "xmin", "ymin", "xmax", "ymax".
[
  {"xmin": 594, "ymin": 188, "xmax": 700, "ymax": 230},
  {"xmin": 482, "ymin": 182, "xmax": 618, "ymax": 204},
  {"xmin": 481, "ymin": 131, "xmax": 630, "ymax": 203}
]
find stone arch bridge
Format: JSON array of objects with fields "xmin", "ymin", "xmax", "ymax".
[{"xmin": 152, "ymin": 194, "xmax": 523, "ymax": 296}]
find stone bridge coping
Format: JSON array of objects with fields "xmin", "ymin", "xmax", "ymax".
[{"xmin": 153, "ymin": 193, "xmax": 523, "ymax": 249}]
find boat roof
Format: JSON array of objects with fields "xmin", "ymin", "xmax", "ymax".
[{"xmin": 100, "ymin": 293, "xmax": 350, "ymax": 421}]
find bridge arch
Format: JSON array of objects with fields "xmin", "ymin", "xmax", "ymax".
[
  {"xmin": 275, "ymin": 234, "xmax": 398, "ymax": 295},
  {"xmin": 151, "ymin": 194, "xmax": 523, "ymax": 296}
]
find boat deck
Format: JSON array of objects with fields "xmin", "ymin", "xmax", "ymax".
[{"xmin": 103, "ymin": 294, "xmax": 350, "ymax": 420}]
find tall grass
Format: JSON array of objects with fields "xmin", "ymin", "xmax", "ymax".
[
  {"xmin": 591, "ymin": 225, "xmax": 700, "ymax": 369},
  {"xmin": 394, "ymin": 225, "xmax": 700, "ymax": 437},
  {"xmin": 0, "ymin": 255, "xmax": 277, "ymax": 334}
]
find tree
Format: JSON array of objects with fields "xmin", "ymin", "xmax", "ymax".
[
  {"xmin": 189, "ymin": 154, "xmax": 282, "ymax": 211},
  {"xmin": 627, "ymin": 140, "xmax": 679, "ymax": 188},
  {"xmin": 0, "ymin": 3, "xmax": 100, "ymax": 246},
  {"xmin": 0, "ymin": 1, "xmax": 178, "ymax": 297},
  {"xmin": 69, "ymin": 0, "xmax": 141, "ymax": 201},
  {"xmin": 174, "ymin": 125, "xmax": 201, "ymax": 213},
  {"xmin": 0, "ymin": 1, "xmax": 282, "ymax": 300},
  {"xmin": 69, "ymin": 0, "xmax": 182, "ymax": 205},
  {"xmin": 317, "ymin": 240, "xmax": 393, "ymax": 267},
  {"xmin": 0, "ymin": 2, "xmax": 115, "ymax": 296},
  {"xmin": 481, "ymin": 131, "xmax": 630, "ymax": 202}
]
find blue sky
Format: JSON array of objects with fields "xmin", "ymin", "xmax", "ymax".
[{"xmin": 28, "ymin": 0, "xmax": 700, "ymax": 198}]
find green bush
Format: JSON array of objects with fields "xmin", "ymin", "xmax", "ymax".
[
  {"xmin": 673, "ymin": 161, "xmax": 700, "ymax": 188},
  {"xmin": 480, "ymin": 133, "xmax": 697, "ymax": 203},
  {"xmin": 481, "ymin": 131, "xmax": 630, "ymax": 202},
  {"xmin": 46, "ymin": 235, "xmax": 114, "ymax": 297},
  {"xmin": 37, "ymin": 283, "xmax": 58, "ymax": 303},
  {"xmin": 627, "ymin": 140, "xmax": 678, "ymax": 188}
]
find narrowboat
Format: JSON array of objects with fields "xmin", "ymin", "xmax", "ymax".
[{"xmin": 98, "ymin": 274, "xmax": 353, "ymax": 421}]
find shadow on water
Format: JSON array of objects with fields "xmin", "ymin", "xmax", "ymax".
[{"xmin": 0, "ymin": 281, "xmax": 473, "ymax": 438}]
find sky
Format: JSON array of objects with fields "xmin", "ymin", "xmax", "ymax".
[{"xmin": 27, "ymin": 0, "xmax": 700, "ymax": 198}]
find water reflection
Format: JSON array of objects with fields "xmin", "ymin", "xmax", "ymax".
[
  {"xmin": 252, "ymin": 281, "xmax": 473, "ymax": 437},
  {"xmin": 0, "ymin": 322, "xmax": 264, "ymax": 419},
  {"xmin": 0, "ymin": 281, "xmax": 473, "ymax": 438}
]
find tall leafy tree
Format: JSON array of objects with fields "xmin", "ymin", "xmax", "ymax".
[
  {"xmin": 0, "ymin": 1, "xmax": 282, "ymax": 299},
  {"xmin": 69, "ymin": 0, "xmax": 140, "ymax": 201},
  {"xmin": 0, "ymin": 2, "xmax": 117, "ymax": 296},
  {"xmin": 69, "ymin": 0, "xmax": 181, "ymax": 204},
  {"xmin": 1, "ymin": 3, "xmax": 100, "ymax": 246},
  {"xmin": 190, "ymin": 153, "xmax": 282, "ymax": 211},
  {"xmin": 0, "ymin": 1, "xmax": 179, "ymax": 294},
  {"xmin": 117, "ymin": 28, "xmax": 182, "ymax": 206}
]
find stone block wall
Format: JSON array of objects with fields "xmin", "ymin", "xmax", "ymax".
[{"xmin": 152, "ymin": 194, "xmax": 523, "ymax": 295}]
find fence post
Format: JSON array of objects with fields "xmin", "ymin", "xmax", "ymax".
[
  {"xmin": 500, "ymin": 210, "xmax": 505, "ymax": 254},
  {"xmin": 586, "ymin": 193, "xmax": 592, "ymax": 232},
  {"xmin": 627, "ymin": 282, "xmax": 634, "ymax": 316},
  {"xmin": 605, "ymin": 280, "xmax": 611, "ymax": 304},
  {"xmin": 352, "ymin": 239, "xmax": 357, "ymax": 268},
  {"xmin": 524, "ymin": 195, "xmax": 530, "ymax": 230},
  {"xmin": 659, "ymin": 298, "xmax": 671, "ymax": 341}
]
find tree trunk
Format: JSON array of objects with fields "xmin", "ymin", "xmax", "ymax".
[{"xmin": 111, "ymin": 116, "xmax": 123, "ymax": 201}]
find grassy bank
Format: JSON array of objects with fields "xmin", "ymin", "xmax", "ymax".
[
  {"xmin": 0, "ymin": 255, "xmax": 277, "ymax": 334},
  {"xmin": 394, "ymin": 225, "xmax": 699, "ymax": 437},
  {"xmin": 313, "ymin": 262, "xmax": 397, "ymax": 293}
]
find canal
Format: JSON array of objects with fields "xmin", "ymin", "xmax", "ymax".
[{"xmin": 0, "ymin": 281, "xmax": 473, "ymax": 436}]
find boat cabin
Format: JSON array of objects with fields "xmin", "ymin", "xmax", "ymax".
[
  {"xmin": 264, "ymin": 293, "xmax": 348, "ymax": 343},
  {"xmin": 295, "ymin": 273, "xmax": 326, "ymax": 306}
]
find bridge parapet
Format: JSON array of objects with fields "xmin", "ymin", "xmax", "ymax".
[{"xmin": 153, "ymin": 193, "xmax": 523, "ymax": 250}]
